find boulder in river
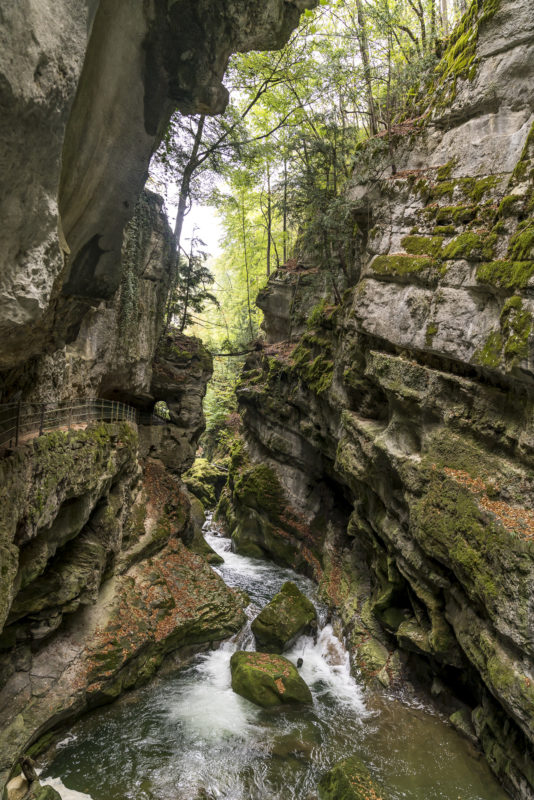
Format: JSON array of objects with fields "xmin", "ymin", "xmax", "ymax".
[
  {"xmin": 230, "ymin": 650, "xmax": 313, "ymax": 708},
  {"xmin": 318, "ymin": 755, "xmax": 386, "ymax": 800},
  {"xmin": 251, "ymin": 581, "xmax": 317, "ymax": 653}
]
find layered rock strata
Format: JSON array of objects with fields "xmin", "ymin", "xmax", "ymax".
[
  {"xmin": 220, "ymin": 1, "xmax": 534, "ymax": 796},
  {"xmin": 0, "ymin": 424, "xmax": 246, "ymax": 792},
  {"xmin": 0, "ymin": 0, "xmax": 320, "ymax": 788},
  {"xmin": 0, "ymin": 0, "xmax": 316, "ymax": 373}
]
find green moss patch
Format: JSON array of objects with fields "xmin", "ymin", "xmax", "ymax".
[
  {"xmin": 497, "ymin": 195, "xmax": 521, "ymax": 218},
  {"xmin": 401, "ymin": 235, "xmax": 444, "ymax": 257},
  {"xmin": 251, "ymin": 581, "xmax": 317, "ymax": 653},
  {"xmin": 371, "ymin": 254, "xmax": 436, "ymax": 277},
  {"xmin": 433, "ymin": 225, "xmax": 456, "ymax": 235},
  {"xmin": 234, "ymin": 463, "xmax": 285, "ymax": 520},
  {"xmin": 442, "ymin": 231, "xmax": 496, "ymax": 261},
  {"xmin": 473, "ymin": 330, "xmax": 504, "ymax": 368},
  {"xmin": 230, "ymin": 651, "xmax": 312, "ymax": 708},
  {"xmin": 183, "ymin": 458, "xmax": 227, "ymax": 508},
  {"xmin": 436, "ymin": 160, "xmax": 455, "ymax": 181},
  {"xmin": 291, "ymin": 331, "xmax": 335, "ymax": 395},
  {"xmin": 434, "ymin": 204, "xmax": 478, "ymax": 224},
  {"xmin": 500, "ymin": 296, "xmax": 532, "ymax": 363},
  {"xmin": 458, "ymin": 175, "xmax": 500, "ymax": 204},
  {"xmin": 473, "ymin": 296, "xmax": 532, "ymax": 368},
  {"xmin": 412, "ymin": 472, "xmax": 506, "ymax": 606},
  {"xmin": 425, "ymin": 322, "xmax": 439, "ymax": 346},
  {"xmin": 508, "ymin": 222, "xmax": 534, "ymax": 261},
  {"xmin": 429, "ymin": 0, "xmax": 501, "ymax": 110},
  {"xmin": 476, "ymin": 259, "xmax": 534, "ymax": 290},
  {"xmin": 318, "ymin": 756, "xmax": 386, "ymax": 800}
]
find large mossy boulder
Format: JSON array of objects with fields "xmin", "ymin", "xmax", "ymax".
[
  {"xmin": 183, "ymin": 458, "xmax": 227, "ymax": 508},
  {"xmin": 230, "ymin": 651, "xmax": 312, "ymax": 708},
  {"xmin": 318, "ymin": 756, "xmax": 386, "ymax": 800},
  {"xmin": 251, "ymin": 581, "xmax": 317, "ymax": 653}
]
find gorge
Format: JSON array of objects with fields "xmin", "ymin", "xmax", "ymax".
[{"xmin": 1, "ymin": 0, "xmax": 534, "ymax": 799}]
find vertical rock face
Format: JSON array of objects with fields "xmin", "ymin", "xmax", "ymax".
[
  {"xmin": 222, "ymin": 1, "xmax": 534, "ymax": 797},
  {"xmin": 0, "ymin": 0, "xmax": 317, "ymax": 372},
  {"xmin": 0, "ymin": 424, "xmax": 245, "ymax": 791},
  {"xmin": 0, "ymin": 0, "xmax": 317, "ymax": 791}
]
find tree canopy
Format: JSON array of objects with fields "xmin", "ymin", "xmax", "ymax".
[{"xmin": 149, "ymin": 0, "xmax": 468, "ymax": 451}]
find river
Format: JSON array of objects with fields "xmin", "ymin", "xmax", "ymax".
[{"xmin": 41, "ymin": 513, "xmax": 509, "ymax": 800}]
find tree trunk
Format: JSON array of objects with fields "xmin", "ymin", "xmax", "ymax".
[
  {"xmin": 163, "ymin": 115, "xmax": 206, "ymax": 335},
  {"xmin": 355, "ymin": 0, "xmax": 378, "ymax": 136},
  {"xmin": 266, "ymin": 164, "xmax": 272, "ymax": 277},
  {"xmin": 283, "ymin": 157, "xmax": 288, "ymax": 263},
  {"xmin": 241, "ymin": 191, "xmax": 254, "ymax": 341},
  {"xmin": 173, "ymin": 115, "xmax": 206, "ymax": 249},
  {"xmin": 441, "ymin": 0, "xmax": 449, "ymax": 36}
]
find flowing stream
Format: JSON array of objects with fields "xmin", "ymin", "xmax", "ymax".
[{"xmin": 42, "ymin": 513, "xmax": 509, "ymax": 800}]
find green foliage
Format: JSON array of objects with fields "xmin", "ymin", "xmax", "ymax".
[
  {"xmin": 201, "ymin": 357, "xmax": 242, "ymax": 460},
  {"xmin": 167, "ymin": 232, "xmax": 218, "ymax": 332},
  {"xmin": 150, "ymin": 0, "xmax": 492, "ymax": 436}
]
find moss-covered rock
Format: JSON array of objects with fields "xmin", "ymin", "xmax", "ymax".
[
  {"xmin": 475, "ymin": 259, "xmax": 534, "ymax": 290},
  {"xmin": 183, "ymin": 458, "xmax": 228, "ymax": 509},
  {"xmin": 318, "ymin": 756, "xmax": 386, "ymax": 800},
  {"xmin": 442, "ymin": 230, "xmax": 496, "ymax": 261},
  {"xmin": 251, "ymin": 582, "xmax": 317, "ymax": 653},
  {"xmin": 449, "ymin": 708, "xmax": 478, "ymax": 745},
  {"xmin": 230, "ymin": 650, "xmax": 312, "ymax": 708},
  {"xmin": 187, "ymin": 495, "xmax": 224, "ymax": 565},
  {"xmin": 401, "ymin": 235, "xmax": 444, "ymax": 257},
  {"xmin": 28, "ymin": 784, "xmax": 62, "ymax": 800},
  {"xmin": 370, "ymin": 253, "xmax": 437, "ymax": 278},
  {"xmin": 472, "ymin": 295, "xmax": 532, "ymax": 368}
]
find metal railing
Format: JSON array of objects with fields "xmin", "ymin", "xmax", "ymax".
[{"xmin": 0, "ymin": 399, "xmax": 140, "ymax": 451}]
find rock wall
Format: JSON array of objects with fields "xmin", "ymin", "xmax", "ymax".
[
  {"xmin": 0, "ymin": 0, "xmax": 318, "ymax": 790},
  {"xmin": 221, "ymin": 1, "xmax": 534, "ymax": 797},
  {"xmin": 0, "ymin": 424, "xmax": 245, "ymax": 791},
  {"xmin": 0, "ymin": 0, "xmax": 316, "ymax": 373}
]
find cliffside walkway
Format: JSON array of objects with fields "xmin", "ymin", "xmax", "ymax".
[{"xmin": 0, "ymin": 399, "xmax": 165, "ymax": 454}]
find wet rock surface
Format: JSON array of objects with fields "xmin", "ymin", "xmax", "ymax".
[
  {"xmin": 318, "ymin": 755, "xmax": 387, "ymax": 800},
  {"xmin": 251, "ymin": 581, "xmax": 317, "ymax": 653},
  {"xmin": 230, "ymin": 650, "xmax": 313, "ymax": 708},
  {"xmin": 0, "ymin": 0, "xmax": 317, "ymax": 372},
  {"xmin": 220, "ymin": 1, "xmax": 534, "ymax": 796}
]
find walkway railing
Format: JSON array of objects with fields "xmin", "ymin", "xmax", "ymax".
[{"xmin": 0, "ymin": 399, "xmax": 167, "ymax": 451}]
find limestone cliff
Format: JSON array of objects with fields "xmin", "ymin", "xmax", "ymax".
[
  {"xmin": 0, "ymin": 0, "xmax": 316, "ymax": 375},
  {"xmin": 220, "ymin": 1, "xmax": 534, "ymax": 797},
  {"xmin": 0, "ymin": 0, "xmax": 316, "ymax": 791}
]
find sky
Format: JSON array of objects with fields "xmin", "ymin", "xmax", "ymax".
[{"xmin": 181, "ymin": 203, "xmax": 223, "ymax": 259}]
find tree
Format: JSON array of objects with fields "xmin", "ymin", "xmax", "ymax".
[{"xmin": 167, "ymin": 232, "xmax": 218, "ymax": 333}]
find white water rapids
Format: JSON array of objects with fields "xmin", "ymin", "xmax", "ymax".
[{"xmin": 41, "ymin": 513, "xmax": 509, "ymax": 800}]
